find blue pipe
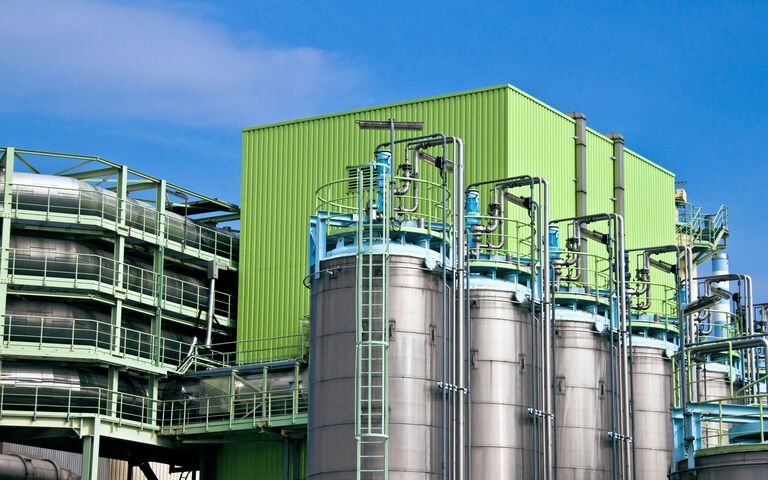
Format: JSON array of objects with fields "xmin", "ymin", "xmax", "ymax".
[
  {"xmin": 465, "ymin": 189, "xmax": 481, "ymax": 249},
  {"xmin": 375, "ymin": 151, "xmax": 392, "ymax": 215}
]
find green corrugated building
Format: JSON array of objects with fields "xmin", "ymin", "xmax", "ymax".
[
  {"xmin": 227, "ymin": 84, "xmax": 677, "ymax": 478},
  {"xmin": 239, "ymin": 84, "xmax": 675, "ymax": 353}
]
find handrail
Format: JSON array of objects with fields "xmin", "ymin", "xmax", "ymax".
[
  {"xmin": 1, "ymin": 314, "xmax": 192, "ymax": 368},
  {"xmin": 5, "ymin": 180, "xmax": 238, "ymax": 263},
  {"xmin": 554, "ymin": 250, "xmax": 613, "ymax": 302},
  {"xmin": 5, "ymin": 247, "xmax": 236, "ymax": 320},
  {"xmin": 0, "ymin": 383, "xmax": 308, "ymax": 433},
  {"xmin": 196, "ymin": 333, "xmax": 309, "ymax": 369},
  {"xmin": 0, "ymin": 384, "xmax": 157, "ymax": 428},
  {"xmin": 158, "ymin": 387, "xmax": 308, "ymax": 433},
  {"xmin": 315, "ymin": 174, "xmax": 452, "ymax": 230}
]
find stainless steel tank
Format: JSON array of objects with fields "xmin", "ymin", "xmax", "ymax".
[
  {"xmin": 671, "ymin": 448, "xmax": 768, "ymax": 479},
  {"xmin": 631, "ymin": 341, "xmax": 674, "ymax": 480},
  {"xmin": 308, "ymin": 254, "xmax": 443, "ymax": 480},
  {"xmin": 696, "ymin": 364, "xmax": 733, "ymax": 448},
  {"xmin": 554, "ymin": 309, "xmax": 613, "ymax": 480},
  {"xmin": 469, "ymin": 279, "xmax": 538, "ymax": 479}
]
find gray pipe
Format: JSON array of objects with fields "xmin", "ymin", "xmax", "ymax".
[
  {"xmin": 608, "ymin": 133, "xmax": 625, "ymax": 220},
  {"xmin": 452, "ymin": 137, "xmax": 466, "ymax": 480},
  {"xmin": 569, "ymin": 113, "xmax": 589, "ymax": 286},
  {"xmin": 469, "ymin": 175, "xmax": 553, "ymax": 479},
  {"xmin": 0, "ymin": 454, "xmax": 79, "ymax": 480},
  {"xmin": 204, "ymin": 262, "xmax": 218, "ymax": 348},
  {"xmin": 551, "ymin": 212, "xmax": 632, "ymax": 479}
]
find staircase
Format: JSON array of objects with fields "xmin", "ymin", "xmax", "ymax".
[
  {"xmin": 676, "ymin": 202, "xmax": 729, "ymax": 264},
  {"xmin": 176, "ymin": 348, "xmax": 227, "ymax": 375}
]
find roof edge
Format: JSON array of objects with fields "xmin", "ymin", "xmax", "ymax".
[{"xmin": 242, "ymin": 84, "xmax": 513, "ymax": 132}]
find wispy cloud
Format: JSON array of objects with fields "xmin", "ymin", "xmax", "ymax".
[{"xmin": 0, "ymin": 0, "xmax": 363, "ymax": 127}]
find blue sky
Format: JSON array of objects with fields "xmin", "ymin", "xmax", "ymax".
[{"xmin": 1, "ymin": 0, "xmax": 766, "ymax": 298}]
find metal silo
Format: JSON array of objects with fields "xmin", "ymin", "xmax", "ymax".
[
  {"xmin": 308, "ymin": 254, "xmax": 445, "ymax": 479},
  {"xmin": 553, "ymin": 309, "xmax": 614, "ymax": 480},
  {"xmin": 631, "ymin": 341, "xmax": 674, "ymax": 480},
  {"xmin": 307, "ymin": 134, "xmax": 467, "ymax": 479},
  {"xmin": 463, "ymin": 175, "xmax": 553, "ymax": 480},
  {"xmin": 469, "ymin": 279, "xmax": 538, "ymax": 479},
  {"xmin": 550, "ymin": 213, "xmax": 632, "ymax": 480},
  {"xmin": 672, "ymin": 448, "xmax": 768, "ymax": 479}
]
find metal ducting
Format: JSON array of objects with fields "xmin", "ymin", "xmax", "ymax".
[{"xmin": 0, "ymin": 453, "xmax": 80, "ymax": 480}]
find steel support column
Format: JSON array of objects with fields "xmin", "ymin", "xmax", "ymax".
[
  {"xmin": 153, "ymin": 180, "xmax": 167, "ymax": 366},
  {"xmin": 82, "ymin": 418, "xmax": 101, "ymax": 480},
  {"xmin": 0, "ymin": 147, "xmax": 15, "ymax": 344}
]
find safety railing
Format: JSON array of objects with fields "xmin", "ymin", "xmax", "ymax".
[
  {"xmin": 1, "ymin": 315, "xmax": 193, "ymax": 369},
  {"xmin": 553, "ymin": 251, "xmax": 613, "ymax": 304},
  {"xmin": 195, "ymin": 333, "xmax": 309, "ymax": 369},
  {"xmin": 315, "ymin": 173, "xmax": 453, "ymax": 237},
  {"xmin": 0, "ymin": 384, "xmax": 158, "ymax": 429},
  {"xmin": 158, "ymin": 387, "xmax": 308, "ymax": 434},
  {"xmin": 466, "ymin": 213, "xmax": 537, "ymax": 267},
  {"xmin": 690, "ymin": 309, "xmax": 745, "ymax": 344},
  {"xmin": 5, "ymin": 182, "xmax": 238, "ymax": 264},
  {"xmin": 5, "ymin": 248, "xmax": 235, "ymax": 321},
  {"xmin": 700, "ymin": 205, "xmax": 729, "ymax": 245},
  {"xmin": 0, "ymin": 383, "xmax": 308, "ymax": 434},
  {"xmin": 676, "ymin": 202, "xmax": 703, "ymax": 239},
  {"xmin": 629, "ymin": 281, "xmax": 680, "ymax": 327},
  {"xmin": 695, "ymin": 394, "xmax": 768, "ymax": 449}
]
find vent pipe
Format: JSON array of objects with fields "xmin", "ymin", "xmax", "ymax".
[
  {"xmin": 607, "ymin": 133, "xmax": 625, "ymax": 220},
  {"xmin": 568, "ymin": 112, "xmax": 589, "ymax": 285}
]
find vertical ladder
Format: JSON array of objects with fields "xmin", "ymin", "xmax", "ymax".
[{"xmin": 355, "ymin": 161, "xmax": 390, "ymax": 480}]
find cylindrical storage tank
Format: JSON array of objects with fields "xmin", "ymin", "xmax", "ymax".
[
  {"xmin": 709, "ymin": 253, "xmax": 730, "ymax": 340},
  {"xmin": 308, "ymin": 254, "xmax": 443, "ymax": 479},
  {"xmin": 469, "ymin": 278, "xmax": 538, "ymax": 479},
  {"xmin": 671, "ymin": 448, "xmax": 768, "ymax": 479},
  {"xmin": 695, "ymin": 363, "xmax": 733, "ymax": 448},
  {"xmin": 554, "ymin": 308, "xmax": 613, "ymax": 480},
  {"xmin": 631, "ymin": 340, "xmax": 674, "ymax": 480}
]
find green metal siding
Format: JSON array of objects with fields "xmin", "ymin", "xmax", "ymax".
[
  {"xmin": 506, "ymin": 87, "xmax": 576, "ymax": 223},
  {"xmin": 240, "ymin": 85, "xmax": 678, "ymax": 351},
  {"xmin": 216, "ymin": 440, "xmax": 306, "ymax": 479},
  {"xmin": 624, "ymin": 148, "xmax": 676, "ymax": 250},
  {"xmin": 624, "ymin": 148, "xmax": 677, "ymax": 300},
  {"xmin": 240, "ymin": 86, "xmax": 510, "ymax": 356},
  {"xmin": 586, "ymin": 129, "xmax": 617, "ymax": 216}
]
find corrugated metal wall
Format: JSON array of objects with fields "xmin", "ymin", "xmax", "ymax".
[
  {"xmin": 585, "ymin": 129, "xmax": 616, "ymax": 216},
  {"xmin": 107, "ymin": 459, "xmax": 185, "ymax": 480},
  {"xmin": 216, "ymin": 440, "xmax": 305, "ymax": 480},
  {"xmin": 240, "ymin": 86, "xmax": 510, "ymax": 359},
  {"xmin": 507, "ymin": 87, "xmax": 576, "ymax": 219},
  {"xmin": 240, "ymin": 84, "xmax": 677, "ymax": 353},
  {"xmin": 624, "ymin": 148, "xmax": 677, "ymax": 306}
]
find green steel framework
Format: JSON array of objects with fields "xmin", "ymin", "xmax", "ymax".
[{"xmin": 0, "ymin": 147, "xmax": 300, "ymax": 479}]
